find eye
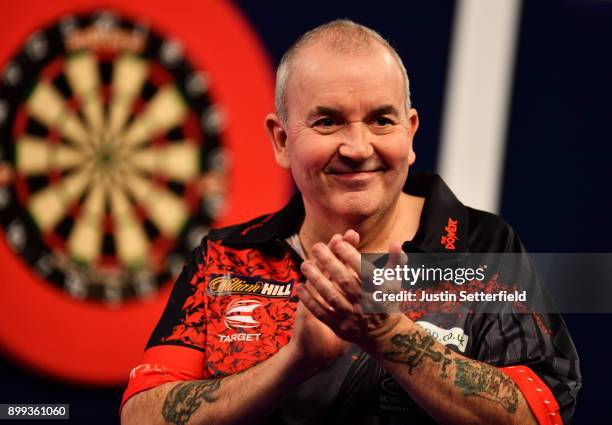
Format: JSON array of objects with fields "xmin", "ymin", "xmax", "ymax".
[
  {"xmin": 312, "ymin": 117, "xmax": 341, "ymax": 133},
  {"xmin": 314, "ymin": 117, "xmax": 336, "ymax": 127},
  {"xmin": 374, "ymin": 117, "xmax": 394, "ymax": 127}
]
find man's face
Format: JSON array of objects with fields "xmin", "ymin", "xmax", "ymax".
[{"xmin": 274, "ymin": 41, "xmax": 418, "ymax": 220}]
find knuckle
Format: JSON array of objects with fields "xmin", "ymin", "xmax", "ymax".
[
  {"xmin": 327, "ymin": 294, "xmax": 342, "ymax": 308},
  {"xmin": 336, "ymin": 275, "xmax": 353, "ymax": 287}
]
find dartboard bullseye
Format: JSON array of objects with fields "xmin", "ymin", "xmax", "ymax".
[{"xmin": 0, "ymin": 10, "xmax": 228, "ymax": 304}]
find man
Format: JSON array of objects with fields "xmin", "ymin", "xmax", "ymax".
[{"xmin": 120, "ymin": 20, "xmax": 580, "ymax": 424}]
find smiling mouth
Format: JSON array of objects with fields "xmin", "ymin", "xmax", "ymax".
[
  {"xmin": 327, "ymin": 168, "xmax": 384, "ymax": 174},
  {"xmin": 326, "ymin": 170, "xmax": 383, "ymax": 182}
]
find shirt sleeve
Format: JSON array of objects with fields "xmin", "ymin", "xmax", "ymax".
[
  {"xmin": 500, "ymin": 365, "xmax": 562, "ymax": 425},
  {"xmin": 473, "ymin": 230, "xmax": 581, "ymax": 424},
  {"xmin": 475, "ymin": 308, "xmax": 580, "ymax": 425},
  {"xmin": 120, "ymin": 239, "xmax": 209, "ymax": 412}
]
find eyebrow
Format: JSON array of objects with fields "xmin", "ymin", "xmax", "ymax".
[
  {"xmin": 365, "ymin": 105, "xmax": 400, "ymax": 119},
  {"xmin": 306, "ymin": 106, "xmax": 342, "ymax": 121},
  {"xmin": 306, "ymin": 104, "xmax": 400, "ymax": 121}
]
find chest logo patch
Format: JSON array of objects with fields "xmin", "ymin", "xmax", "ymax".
[
  {"xmin": 416, "ymin": 320, "xmax": 469, "ymax": 353},
  {"xmin": 208, "ymin": 273, "xmax": 294, "ymax": 298},
  {"xmin": 224, "ymin": 299, "xmax": 262, "ymax": 329},
  {"xmin": 441, "ymin": 217, "xmax": 459, "ymax": 250}
]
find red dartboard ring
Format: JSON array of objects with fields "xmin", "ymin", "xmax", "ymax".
[{"xmin": 0, "ymin": 0, "xmax": 286, "ymax": 385}]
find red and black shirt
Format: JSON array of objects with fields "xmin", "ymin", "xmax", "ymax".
[{"xmin": 122, "ymin": 172, "xmax": 581, "ymax": 424}]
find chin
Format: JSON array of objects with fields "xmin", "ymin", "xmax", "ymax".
[{"xmin": 327, "ymin": 192, "xmax": 382, "ymax": 221}]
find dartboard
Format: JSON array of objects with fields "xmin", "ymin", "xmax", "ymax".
[{"xmin": 0, "ymin": 11, "xmax": 228, "ymax": 304}]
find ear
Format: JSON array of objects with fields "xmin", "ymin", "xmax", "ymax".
[
  {"xmin": 264, "ymin": 113, "xmax": 290, "ymax": 169},
  {"xmin": 406, "ymin": 108, "xmax": 419, "ymax": 165}
]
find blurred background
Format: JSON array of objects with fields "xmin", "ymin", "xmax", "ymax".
[{"xmin": 0, "ymin": 0, "xmax": 610, "ymax": 423}]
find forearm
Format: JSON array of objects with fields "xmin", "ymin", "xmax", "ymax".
[
  {"xmin": 369, "ymin": 316, "xmax": 537, "ymax": 425},
  {"xmin": 121, "ymin": 344, "xmax": 309, "ymax": 425}
]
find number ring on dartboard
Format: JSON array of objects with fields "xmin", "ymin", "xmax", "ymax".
[{"xmin": 0, "ymin": 11, "xmax": 228, "ymax": 304}]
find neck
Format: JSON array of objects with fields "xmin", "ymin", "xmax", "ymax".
[{"xmin": 299, "ymin": 193, "xmax": 424, "ymax": 255}]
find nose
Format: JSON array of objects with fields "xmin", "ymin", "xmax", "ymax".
[{"xmin": 338, "ymin": 123, "xmax": 374, "ymax": 160}]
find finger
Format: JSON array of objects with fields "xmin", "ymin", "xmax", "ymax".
[
  {"xmin": 310, "ymin": 235, "xmax": 342, "ymax": 280},
  {"xmin": 300, "ymin": 275, "xmax": 336, "ymax": 314},
  {"xmin": 329, "ymin": 233, "xmax": 343, "ymax": 247},
  {"xmin": 313, "ymin": 232, "xmax": 357, "ymax": 277},
  {"xmin": 356, "ymin": 249, "xmax": 387, "ymax": 301},
  {"xmin": 329, "ymin": 234, "xmax": 358, "ymax": 278},
  {"xmin": 325, "ymin": 234, "xmax": 344, "ymax": 265},
  {"xmin": 318, "ymin": 242, "xmax": 362, "ymax": 303},
  {"xmin": 385, "ymin": 241, "xmax": 407, "ymax": 269},
  {"xmin": 313, "ymin": 243, "xmax": 351, "ymax": 280},
  {"xmin": 311, "ymin": 243, "xmax": 359, "ymax": 295},
  {"xmin": 334, "ymin": 242, "xmax": 362, "ymax": 304},
  {"xmin": 301, "ymin": 258, "xmax": 353, "ymax": 312},
  {"xmin": 383, "ymin": 242, "xmax": 407, "ymax": 300},
  {"xmin": 297, "ymin": 284, "xmax": 336, "ymax": 323},
  {"xmin": 331, "ymin": 240, "xmax": 362, "ymax": 277},
  {"xmin": 342, "ymin": 229, "xmax": 359, "ymax": 247},
  {"xmin": 327, "ymin": 233, "xmax": 344, "ymax": 249},
  {"xmin": 389, "ymin": 241, "xmax": 402, "ymax": 254}
]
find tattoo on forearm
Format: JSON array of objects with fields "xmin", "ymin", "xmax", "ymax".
[
  {"xmin": 383, "ymin": 331, "xmax": 518, "ymax": 415},
  {"xmin": 383, "ymin": 332, "xmax": 453, "ymax": 378},
  {"xmin": 453, "ymin": 359, "xmax": 518, "ymax": 414},
  {"xmin": 162, "ymin": 379, "xmax": 221, "ymax": 425}
]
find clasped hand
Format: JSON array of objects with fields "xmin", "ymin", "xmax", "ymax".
[{"xmin": 297, "ymin": 231, "xmax": 405, "ymax": 354}]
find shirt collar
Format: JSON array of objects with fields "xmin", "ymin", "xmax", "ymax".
[{"xmin": 222, "ymin": 171, "xmax": 469, "ymax": 253}]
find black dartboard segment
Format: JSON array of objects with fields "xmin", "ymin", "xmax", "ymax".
[{"xmin": 0, "ymin": 11, "xmax": 228, "ymax": 304}]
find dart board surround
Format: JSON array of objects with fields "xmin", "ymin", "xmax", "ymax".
[{"xmin": 0, "ymin": 1, "xmax": 283, "ymax": 385}]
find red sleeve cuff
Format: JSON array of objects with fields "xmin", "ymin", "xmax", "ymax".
[
  {"xmin": 120, "ymin": 345, "xmax": 205, "ymax": 413},
  {"xmin": 500, "ymin": 365, "xmax": 562, "ymax": 425}
]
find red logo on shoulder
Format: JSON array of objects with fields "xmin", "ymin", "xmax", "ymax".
[{"xmin": 441, "ymin": 218, "xmax": 459, "ymax": 250}]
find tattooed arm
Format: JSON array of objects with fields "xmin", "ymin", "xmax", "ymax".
[
  {"xmin": 121, "ymin": 344, "xmax": 318, "ymax": 425},
  {"xmin": 121, "ymin": 346, "xmax": 296, "ymax": 425},
  {"xmin": 371, "ymin": 316, "xmax": 536, "ymax": 425},
  {"xmin": 299, "ymin": 239, "xmax": 538, "ymax": 425},
  {"xmin": 121, "ymin": 301, "xmax": 347, "ymax": 425}
]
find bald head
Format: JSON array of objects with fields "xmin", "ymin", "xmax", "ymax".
[{"xmin": 275, "ymin": 19, "xmax": 412, "ymax": 125}]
